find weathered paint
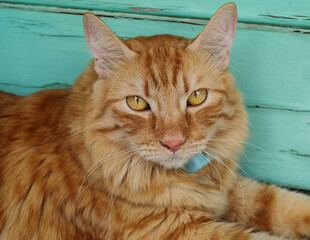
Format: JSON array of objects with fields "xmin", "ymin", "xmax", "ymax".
[
  {"xmin": 1, "ymin": 5, "xmax": 309, "ymax": 110},
  {"xmin": 243, "ymin": 108, "xmax": 310, "ymax": 189},
  {"xmin": 2, "ymin": 0, "xmax": 310, "ymax": 28},
  {"xmin": 0, "ymin": 1, "xmax": 309, "ymax": 190}
]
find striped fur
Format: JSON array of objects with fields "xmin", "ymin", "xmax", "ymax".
[{"xmin": 0, "ymin": 3, "xmax": 310, "ymax": 239}]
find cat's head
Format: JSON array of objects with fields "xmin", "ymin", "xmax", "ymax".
[{"xmin": 82, "ymin": 3, "xmax": 247, "ymax": 170}]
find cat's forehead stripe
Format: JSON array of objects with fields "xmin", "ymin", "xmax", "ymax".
[
  {"xmin": 183, "ymin": 75, "xmax": 189, "ymax": 94},
  {"xmin": 172, "ymin": 50, "xmax": 181, "ymax": 88},
  {"xmin": 144, "ymin": 81, "xmax": 150, "ymax": 97},
  {"xmin": 143, "ymin": 48, "xmax": 188, "ymax": 93},
  {"xmin": 159, "ymin": 57, "xmax": 169, "ymax": 87},
  {"xmin": 145, "ymin": 52, "xmax": 158, "ymax": 88}
]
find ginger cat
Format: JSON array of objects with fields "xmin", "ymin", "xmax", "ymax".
[{"xmin": 0, "ymin": 3, "xmax": 310, "ymax": 239}]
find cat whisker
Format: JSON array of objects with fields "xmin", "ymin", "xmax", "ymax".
[
  {"xmin": 69, "ymin": 121, "xmax": 102, "ymax": 138},
  {"xmin": 101, "ymin": 147, "xmax": 139, "ymax": 175},
  {"xmin": 106, "ymin": 155, "xmax": 150, "ymax": 231},
  {"xmin": 75, "ymin": 146, "xmax": 138, "ymax": 206},
  {"xmin": 205, "ymin": 138, "xmax": 276, "ymax": 162},
  {"xmin": 133, "ymin": 157, "xmax": 149, "ymax": 205},
  {"xmin": 107, "ymin": 155, "xmax": 142, "ymax": 230},
  {"xmin": 87, "ymin": 153, "xmax": 136, "ymax": 190},
  {"xmin": 200, "ymin": 152, "xmax": 223, "ymax": 191},
  {"xmin": 85, "ymin": 145, "xmax": 138, "ymax": 180},
  {"xmin": 202, "ymin": 139, "xmax": 250, "ymax": 167},
  {"xmin": 76, "ymin": 151, "xmax": 139, "ymax": 228},
  {"xmin": 223, "ymin": 163, "xmax": 245, "ymax": 218},
  {"xmin": 203, "ymin": 145, "xmax": 250, "ymax": 178},
  {"xmin": 207, "ymin": 151, "xmax": 245, "ymax": 217},
  {"xmin": 109, "ymin": 154, "xmax": 142, "ymax": 200},
  {"xmin": 204, "ymin": 138, "xmax": 286, "ymax": 178}
]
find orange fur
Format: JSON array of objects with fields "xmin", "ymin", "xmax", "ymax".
[{"xmin": 0, "ymin": 3, "xmax": 310, "ymax": 239}]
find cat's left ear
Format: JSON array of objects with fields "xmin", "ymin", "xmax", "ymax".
[
  {"xmin": 187, "ymin": 3, "xmax": 237, "ymax": 69},
  {"xmin": 83, "ymin": 13, "xmax": 137, "ymax": 78}
]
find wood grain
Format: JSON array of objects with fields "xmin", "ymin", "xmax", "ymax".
[
  {"xmin": 2, "ymin": 0, "xmax": 310, "ymax": 28},
  {"xmin": 241, "ymin": 107, "xmax": 310, "ymax": 190}
]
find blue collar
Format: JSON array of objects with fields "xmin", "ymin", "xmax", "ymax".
[{"xmin": 184, "ymin": 152, "xmax": 212, "ymax": 173}]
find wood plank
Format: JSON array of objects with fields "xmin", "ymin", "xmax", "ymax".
[
  {"xmin": 2, "ymin": 0, "xmax": 310, "ymax": 28},
  {"xmin": 240, "ymin": 107, "xmax": 310, "ymax": 190},
  {"xmin": 0, "ymin": 6, "xmax": 309, "ymax": 110}
]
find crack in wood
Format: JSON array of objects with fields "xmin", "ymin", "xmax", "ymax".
[
  {"xmin": 280, "ymin": 149, "xmax": 310, "ymax": 158},
  {"xmin": 246, "ymin": 105, "xmax": 310, "ymax": 113},
  {"xmin": 0, "ymin": 82, "xmax": 71, "ymax": 89},
  {"xmin": 1, "ymin": 3, "xmax": 310, "ymax": 32},
  {"xmin": 260, "ymin": 14, "xmax": 296, "ymax": 20},
  {"xmin": 261, "ymin": 14, "xmax": 310, "ymax": 22},
  {"xmin": 39, "ymin": 33, "xmax": 84, "ymax": 38},
  {"xmin": 129, "ymin": 7, "xmax": 163, "ymax": 12},
  {"xmin": 293, "ymin": 15, "xmax": 310, "ymax": 19}
]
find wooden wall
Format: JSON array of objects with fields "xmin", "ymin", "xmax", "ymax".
[{"xmin": 1, "ymin": 1, "xmax": 309, "ymax": 189}]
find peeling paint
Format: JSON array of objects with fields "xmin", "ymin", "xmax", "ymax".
[
  {"xmin": 0, "ymin": 82, "xmax": 71, "ymax": 89},
  {"xmin": 293, "ymin": 15, "xmax": 310, "ymax": 21},
  {"xmin": 2, "ymin": 2, "xmax": 310, "ymax": 31},
  {"xmin": 2, "ymin": 3, "xmax": 310, "ymax": 35},
  {"xmin": 261, "ymin": 14, "xmax": 296, "ymax": 20},
  {"xmin": 292, "ymin": 30, "xmax": 310, "ymax": 34},
  {"xmin": 294, "ymin": 15, "xmax": 310, "ymax": 18},
  {"xmin": 129, "ymin": 7, "xmax": 163, "ymax": 12},
  {"xmin": 1, "ymin": 0, "xmax": 310, "ymax": 29},
  {"xmin": 39, "ymin": 33, "xmax": 84, "ymax": 38}
]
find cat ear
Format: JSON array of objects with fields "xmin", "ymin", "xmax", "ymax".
[
  {"xmin": 83, "ymin": 13, "xmax": 137, "ymax": 78},
  {"xmin": 187, "ymin": 3, "xmax": 237, "ymax": 69}
]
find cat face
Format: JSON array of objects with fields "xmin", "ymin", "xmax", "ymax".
[{"xmin": 83, "ymin": 3, "xmax": 246, "ymax": 169}]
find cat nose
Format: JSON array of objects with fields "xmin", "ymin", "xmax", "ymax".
[{"xmin": 160, "ymin": 137, "xmax": 185, "ymax": 152}]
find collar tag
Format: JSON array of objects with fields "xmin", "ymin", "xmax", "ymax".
[{"xmin": 184, "ymin": 152, "xmax": 212, "ymax": 173}]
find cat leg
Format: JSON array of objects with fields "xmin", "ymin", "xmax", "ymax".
[
  {"xmin": 224, "ymin": 175, "xmax": 310, "ymax": 239},
  {"xmin": 126, "ymin": 216, "xmax": 286, "ymax": 240},
  {"xmin": 116, "ymin": 206, "xmax": 286, "ymax": 240},
  {"xmin": 183, "ymin": 220, "xmax": 287, "ymax": 240}
]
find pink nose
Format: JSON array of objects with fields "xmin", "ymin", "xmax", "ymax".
[{"xmin": 160, "ymin": 137, "xmax": 185, "ymax": 152}]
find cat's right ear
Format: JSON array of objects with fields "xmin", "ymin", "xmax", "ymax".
[
  {"xmin": 187, "ymin": 3, "xmax": 237, "ymax": 69},
  {"xmin": 83, "ymin": 13, "xmax": 137, "ymax": 78}
]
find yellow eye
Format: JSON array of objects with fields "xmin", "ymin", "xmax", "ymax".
[
  {"xmin": 126, "ymin": 96, "xmax": 150, "ymax": 111},
  {"xmin": 187, "ymin": 89, "xmax": 208, "ymax": 106}
]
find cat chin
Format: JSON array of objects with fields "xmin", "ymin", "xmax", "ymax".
[
  {"xmin": 154, "ymin": 155, "xmax": 192, "ymax": 169},
  {"xmin": 158, "ymin": 161, "xmax": 187, "ymax": 169},
  {"xmin": 142, "ymin": 151, "xmax": 200, "ymax": 169}
]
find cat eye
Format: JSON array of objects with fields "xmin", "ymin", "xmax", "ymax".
[
  {"xmin": 187, "ymin": 89, "xmax": 208, "ymax": 106},
  {"xmin": 126, "ymin": 96, "xmax": 150, "ymax": 111}
]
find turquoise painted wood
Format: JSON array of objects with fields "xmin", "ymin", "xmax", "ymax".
[
  {"xmin": 0, "ymin": 1, "xmax": 309, "ymax": 190},
  {"xmin": 3, "ymin": 0, "xmax": 310, "ymax": 28},
  {"xmin": 244, "ymin": 108, "xmax": 310, "ymax": 188},
  {"xmin": 1, "ymin": 6, "xmax": 309, "ymax": 110}
]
